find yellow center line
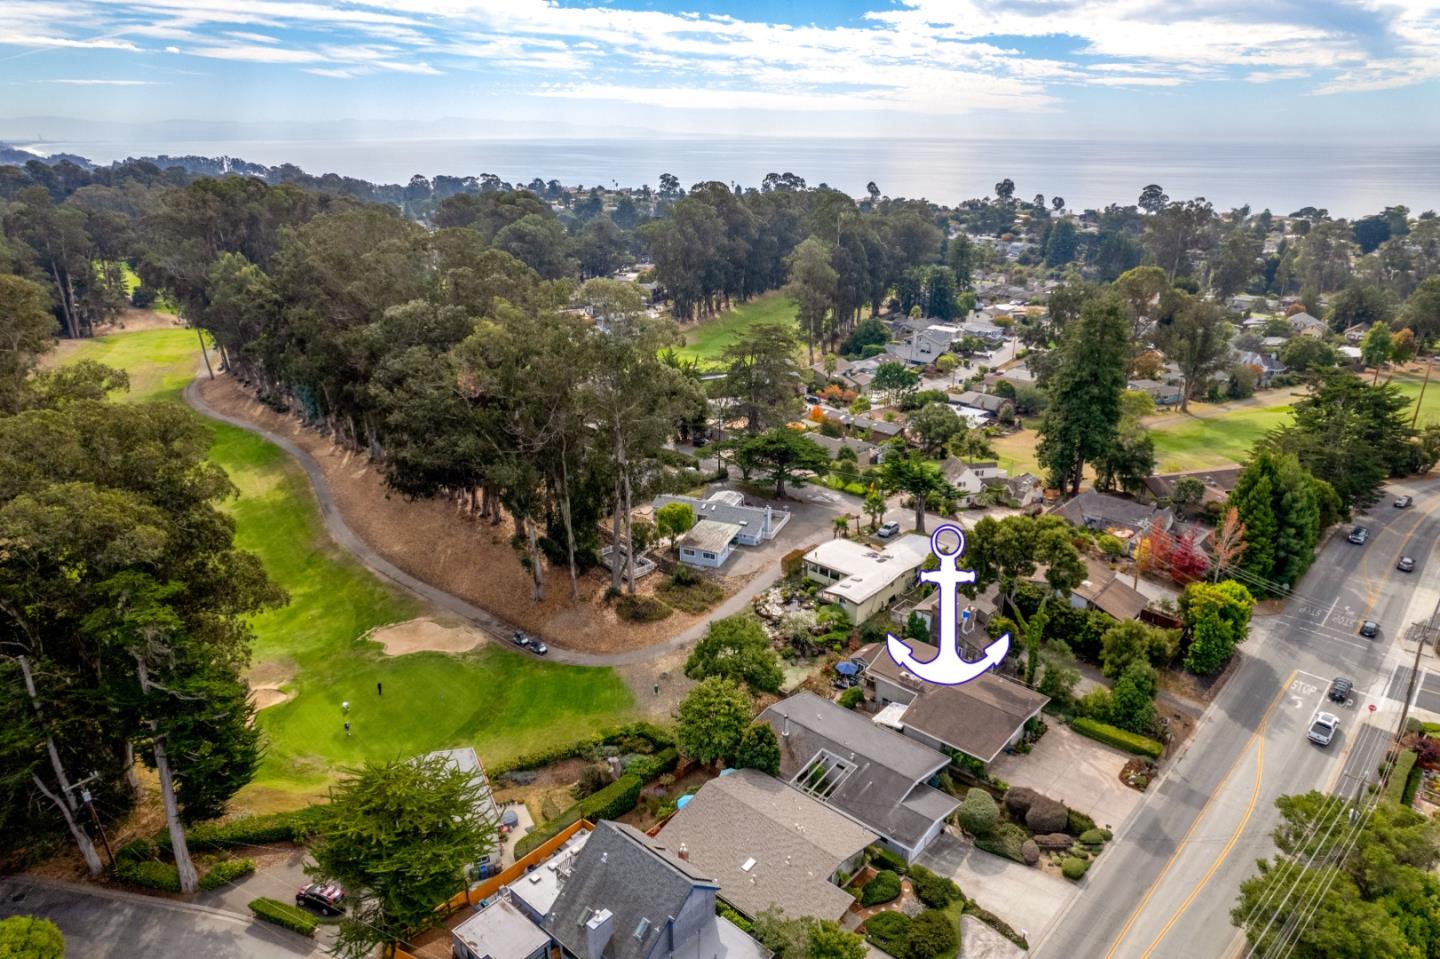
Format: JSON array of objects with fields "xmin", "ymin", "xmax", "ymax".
[
  {"xmin": 1140, "ymin": 730, "xmax": 1266, "ymax": 956},
  {"xmin": 1101, "ymin": 671, "xmax": 1297, "ymax": 959}
]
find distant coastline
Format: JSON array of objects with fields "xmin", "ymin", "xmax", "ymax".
[{"xmin": 6, "ymin": 135, "xmax": 1439, "ymax": 217}]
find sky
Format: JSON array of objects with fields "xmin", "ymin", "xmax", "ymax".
[{"xmin": 2, "ymin": 0, "xmax": 1440, "ymax": 143}]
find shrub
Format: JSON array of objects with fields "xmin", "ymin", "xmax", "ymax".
[
  {"xmin": 116, "ymin": 836, "xmax": 159, "ymax": 864},
  {"xmin": 1385, "ymin": 750, "xmax": 1419, "ymax": 806},
  {"xmin": 962, "ymin": 904, "xmax": 1027, "ymax": 950},
  {"xmin": 1025, "ymin": 797, "xmax": 1069, "ymax": 834},
  {"xmin": 717, "ymin": 901, "xmax": 753, "ymax": 934},
  {"xmin": 865, "ymin": 911, "xmax": 912, "ymax": 956},
  {"xmin": 904, "ymin": 910, "xmax": 958, "ymax": 959},
  {"xmin": 861, "ymin": 870, "xmax": 902, "ymax": 906},
  {"xmin": 1066, "ymin": 807, "xmax": 1097, "ymax": 836},
  {"xmin": 249, "ymin": 897, "xmax": 317, "ymax": 937},
  {"xmin": 1078, "ymin": 829, "xmax": 1107, "ymax": 848},
  {"xmin": 973, "ymin": 823, "xmax": 1029, "ymax": 864},
  {"xmin": 488, "ymin": 723, "xmax": 673, "ymax": 778},
  {"xmin": 908, "ymin": 864, "xmax": 962, "ymax": 909},
  {"xmin": 181, "ymin": 806, "xmax": 326, "ymax": 851},
  {"xmin": 657, "ymin": 576, "xmax": 725, "ymax": 614},
  {"xmin": 616, "ymin": 594, "xmax": 672, "ymax": 622},
  {"xmin": 957, "ymin": 788, "xmax": 999, "ymax": 838},
  {"xmin": 1071, "ymin": 717, "xmax": 1164, "ymax": 758},
  {"xmin": 868, "ymin": 845, "xmax": 909, "ymax": 874},
  {"xmin": 839, "ymin": 687, "xmax": 864, "ymax": 709},
  {"xmin": 200, "ymin": 858, "xmax": 256, "ymax": 891},
  {"xmin": 1061, "ymin": 857, "xmax": 1091, "ymax": 881},
  {"xmin": 572, "ymin": 763, "xmax": 613, "ymax": 800},
  {"xmin": 626, "ymin": 747, "xmax": 679, "ymax": 781},
  {"xmin": 0, "ymin": 916, "xmax": 64, "ymax": 959},
  {"xmin": 515, "ymin": 774, "xmax": 645, "ymax": 858},
  {"xmin": 112, "ymin": 859, "xmax": 182, "ymax": 892}
]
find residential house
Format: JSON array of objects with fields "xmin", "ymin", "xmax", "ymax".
[
  {"xmin": 451, "ymin": 822, "xmax": 766, "ymax": 959},
  {"xmin": 809, "ymin": 433, "xmax": 881, "ymax": 466},
  {"xmin": 427, "ymin": 747, "xmax": 503, "ymax": 878},
  {"xmin": 1236, "ymin": 350, "xmax": 1287, "ymax": 386},
  {"xmin": 885, "ymin": 324, "xmax": 957, "ymax": 366},
  {"xmin": 1259, "ymin": 336, "xmax": 1288, "ymax": 352},
  {"xmin": 802, "ymin": 535, "xmax": 933, "ymax": 623},
  {"xmin": 676, "ymin": 520, "xmax": 741, "ymax": 569},
  {"xmin": 655, "ymin": 769, "xmax": 876, "ymax": 922},
  {"xmin": 758, "ymin": 692, "xmax": 960, "ymax": 862},
  {"xmin": 849, "ymin": 414, "xmax": 904, "ymax": 443},
  {"xmin": 653, "ymin": 492, "xmax": 791, "ymax": 547},
  {"xmin": 1343, "ymin": 323, "xmax": 1369, "ymax": 343},
  {"xmin": 1286, "ymin": 311, "xmax": 1325, "ymax": 337},
  {"xmin": 1227, "ymin": 294, "xmax": 1264, "ymax": 315},
  {"xmin": 953, "ymin": 390, "xmax": 1014, "ymax": 419},
  {"xmin": 1069, "ymin": 558, "xmax": 1150, "ymax": 622},
  {"xmin": 1143, "ymin": 467, "xmax": 1242, "ymax": 509},
  {"xmin": 1048, "ymin": 491, "xmax": 1174, "ymax": 553},
  {"xmin": 855, "ymin": 643, "xmax": 1049, "ymax": 765},
  {"xmin": 1338, "ymin": 345, "xmax": 1363, "ymax": 363},
  {"xmin": 1128, "ymin": 379, "xmax": 1182, "ymax": 406},
  {"xmin": 940, "ymin": 459, "xmax": 1007, "ymax": 501},
  {"xmin": 991, "ymin": 472, "xmax": 1045, "ymax": 509}
]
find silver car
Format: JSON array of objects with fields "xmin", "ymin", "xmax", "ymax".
[{"xmin": 1308, "ymin": 712, "xmax": 1340, "ymax": 747}]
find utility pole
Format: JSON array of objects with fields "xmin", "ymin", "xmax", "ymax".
[
  {"xmin": 69, "ymin": 772, "xmax": 115, "ymax": 869},
  {"xmin": 1394, "ymin": 591, "xmax": 1440, "ymax": 754},
  {"xmin": 195, "ymin": 325, "xmax": 214, "ymax": 380},
  {"xmin": 1412, "ymin": 355, "xmax": 1432, "ymax": 429}
]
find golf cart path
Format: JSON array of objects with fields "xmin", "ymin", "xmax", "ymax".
[{"xmin": 185, "ymin": 374, "xmax": 755, "ymax": 667}]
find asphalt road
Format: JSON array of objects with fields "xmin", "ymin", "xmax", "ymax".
[
  {"xmin": 0, "ymin": 877, "xmax": 322, "ymax": 959},
  {"xmin": 1036, "ymin": 477, "xmax": 1440, "ymax": 959}
]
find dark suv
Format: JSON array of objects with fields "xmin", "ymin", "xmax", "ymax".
[
  {"xmin": 297, "ymin": 881, "xmax": 346, "ymax": 915},
  {"xmin": 1348, "ymin": 526, "xmax": 1369, "ymax": 545}
]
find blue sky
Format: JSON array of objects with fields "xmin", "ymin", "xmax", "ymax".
[{"xmin": 3, "ymin": 0, "xmax": 1439, "ymax": 142}]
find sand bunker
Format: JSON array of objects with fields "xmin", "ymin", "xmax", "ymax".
[
  {"xmin": 367, "ymin": 618, "xmax": 486, "ymax": 656},
  {"xmin": 248, "ymin": 659, "xmax": 296, "ymax": 711}
]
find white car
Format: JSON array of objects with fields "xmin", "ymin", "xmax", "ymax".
[{"xmin": 1308, "ymin": 712, "xmax": 1340, "ymax": 747}]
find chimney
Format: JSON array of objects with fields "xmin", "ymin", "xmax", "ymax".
[
  {"xmin": 782, "ymin": 716, "xmax": 790, "ymax": 738},
  {"xmin": 585, "ymin": 908, "xmax": 615, "ymax": 959},
  {"xmin": 678, "ymin": 843, "xmax": 689, "ymax": 861}
]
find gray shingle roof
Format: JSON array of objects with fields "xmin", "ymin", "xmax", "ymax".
[
  {"xmin": 655, "ymin": 770, "xmax": 875, "ymax": 921},
  {"xmin": 1048, "ymin": 491, "xmax": 1172, "ymax": 535},
  {"xmin": 757, "ymin": 692, "xmax": 956, "ymax": 852},
  {"xmin": 543, "ymin": 822, "xmax": 717, "ymax": 959}
]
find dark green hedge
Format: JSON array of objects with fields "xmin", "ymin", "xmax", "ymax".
[
  {"xmin": 249, "ymin": 898, "xmax": 317, "ymax": 937},
  {"xmin": 868, "ymin": 845, "xmax": 909, "ymax": 875},
  {"xmin": 200, "ymin": 858, "xmax": 256, "ymax": 891},
  {"xmin": 1071, "ymin": 718, "xmax": 1164, "ymax": 758},
  {"xmin": 180, "ymin": 806, "xmax": 326, "ymax": 851},
  {"xmin": 515, "ymin": 773, "xmax": 644, "ymax": 858},
  {"xmin": 861, "ymin": 870, "xmax": 902, "ymax": 906},
  {"xmin": 717, "ymin": 902, "xmax": 753, "ymax": 934},
  {"xmin": 112, "ymin": 859, "xmax": 182, "ymax": 892},
  {"xmin": 488, "ymin": 722, "xmax": 674, "ymax": 777},
  {"xmin": 1385, "ymin": 750, "xmax": 1419, "ymax": 806},
  {"xmin": 865, "ymin": 911, "xmax": 912, "ymax": 956},
  {"xmin": 963, "ymin": 903, "xmax": 1028, "ymax": 950},
  {"xmin": 973, "ymin": 823, "xmax": 1029, "ymax": 864},
  {"xmin": 628, "ymin": 747, "xmax": 679, "ymax": 781}
]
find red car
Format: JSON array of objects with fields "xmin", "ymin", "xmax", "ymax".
[{"xmin": 296, "ymin": 881, "xmax": 346, "ymax": 916}]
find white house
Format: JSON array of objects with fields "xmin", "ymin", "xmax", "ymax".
[
  {"xmin": 802, "ymin": 535, "xmax": 932, "ymax": 623},
  {"xmin": 653, "ymin": 491, "xmax": 790, "ymax": 547},
  {"xmin": 677, "ymin": 519, "xmax": 741, "ymax": 568}
]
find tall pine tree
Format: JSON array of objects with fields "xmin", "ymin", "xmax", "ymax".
[{"xmin": 1036, "ymin": 294, "xmax": 1129, "ymax": 492}]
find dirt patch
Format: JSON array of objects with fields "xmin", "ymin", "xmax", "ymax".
[
  {"xmin": 98, "ymin": 308, "xmax": 184, "ymax": 334},
  {"xmin": 251, "ymin": 688, "xmax": 290, "ymax": 710},
  {"xmin": 197, "ymin": 373, "xmax": 751, "ymax": 655},
  {"xmin": 616, "ymin": 648, "xmax": 696, "ymax": 718},
  {"xmin": 365, "ymin": 617, "xmax": 486, "ymax": 656}
]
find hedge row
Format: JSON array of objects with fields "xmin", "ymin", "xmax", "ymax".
[
  {"xmin": 180, "ymin": 806, "xmax": 327, "ymax": 851},
  {"xmin": 867, "ymin": 844, "xmax": 909, "ymax": 875},
  {"xmin": 973, "ymin": 823, "xmax": 1029, "ymax": 864},
  {"xmin": 514, "ymin": 773, "xmax": 645, "ymax": 858},
  {"xmin": 112, "ymin": 859, "xmax": 182, "ymax": 893},
  {"xmin": 1071, "ymin": 718, "xmax": 1164, "ymax": 759},
  {"xmin": 200, "ymin": 858, "xmax": 256, "ymax": 891},
  {"xmin": 962, "ymin": 903, "xmax": 1028, "ymax": 951},
  {"xmin": 627, "ymin": 747, "xmax": 679, "ymax": 782},
  {"xmin": 249, "ymin": 898, "xmax": 317, "ymax": 937},
  {"xmin": 488, "ymin": 722, "xmax": 674, "ymax": 777},
  {"xmin": 717, "ymin": 902, "xmax": 753, "ymax": 934},
  {"xmin": 1385, "ymin": 750, "xmax": 1419, "ymax": 806}
]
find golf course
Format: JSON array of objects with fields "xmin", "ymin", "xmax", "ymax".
[{"xmin": 54, "ymin": 326, "xmax": 637, "ymax": 810}]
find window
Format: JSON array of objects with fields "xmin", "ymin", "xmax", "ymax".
[{"xmin": 703, "ymin": 552, "xmax": 715, "ymax": 560}]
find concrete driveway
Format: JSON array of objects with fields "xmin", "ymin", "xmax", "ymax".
[
  {"xmin": 0, "ymin": 876, "xmax": 322, "ymax": 959},
  {"xmin": 917, "ymin": 832, "xmax": 1075, "ymax": 945},
  {"xmin": 988, "ymin": 725, "xmax": 1141, "ymax": 832}
]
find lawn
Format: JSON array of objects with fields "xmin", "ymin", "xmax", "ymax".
[
  {"xmin": 1148, "ymin": 402, "xmax": 1296, "ymax": 472},
  {"xmin": 1388, "ymin": 368, "xmax": 1440, "ymax": 427},
  {"xmin": 672, "ymin": 292, "xmax": 797, "ymax": 367},
  {"xmin": 56, "ymin": 329, "xmax": 637, "ymax": 807}
]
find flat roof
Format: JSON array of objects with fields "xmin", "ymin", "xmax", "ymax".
[
  {"xmin": 806, "ymin": 536, "xmax": 931, "ymax": 605},
  {"xmin": 508, "ymin": 830, "xmax": 590, "ymax": 917},
  {"xmin": 452, "ymin": 899, "xmax": 551, "ymax": 959}
]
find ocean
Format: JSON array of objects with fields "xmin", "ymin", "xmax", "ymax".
[{"xmin": 22, "ymin": 136, "xmax": 1440, "ymax": 218}]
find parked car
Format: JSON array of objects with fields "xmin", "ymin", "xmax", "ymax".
[
  {"xmin": 1359, "ymin": 620, "xmax": 1380, "ymax": 639},
  {"xmin": 877, "ymin": 521, "xmax": 901, "ymax": 539},
  {"xmin": 1308, "ymin": 712, "xmax": 1340, "ymax": 747},
  {"xmin": 297, "ymin": 881, "xmax": 346, "ymax": 916},
  {"xmin": 1328, "ymin": 677, "xmax": 1353, "ymax": 703},
  {"xmin": 1395, "ymin": 494, "xmax": 1414, "ymax": 508},
  {"xmin": 530, "ymin": 638, "xmax": 549, "ymax": 655},
  {"xmin": 511, "ymin": 630, "xmax": 548, "ymax": 655},
  {"xmin": 1399, "ymin": 556, "xmax": 1416, "ymax": 573},
  {"xmin": 1348, "ymin": 526, "xmax": 1370, "ymax": 545}
]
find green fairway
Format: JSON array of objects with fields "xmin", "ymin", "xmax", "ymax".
[
  {"xmin": 1149, "ymin": 403, "xmax": 1295, "ymax": 471},
  {"xmin": 672, "ymin": 292, "xmax": 797, "ymax": 366},
  {"xmin": 56, "ymin": 329, "xmax": 637, "ymax": 805},
  {"xmin": 1389, "ymin": 369, "xmax": 1440, "ymax": 427}
]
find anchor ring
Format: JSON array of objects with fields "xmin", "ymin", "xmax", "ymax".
[{"xmin": 930, "ymin": 523, "xmax": 965, "ymax": 559}]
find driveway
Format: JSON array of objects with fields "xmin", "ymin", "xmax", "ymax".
[
  {"xmin": 988, "ymin": 725, "xmax": 1142, "ymax": 832},
  {"xmin": 0, "ymin": 876, "xmax": 322, "ymax": 959},
  {"xmin": 917, "ymin": 832, "xmax": 1075, "ymax": 945}
]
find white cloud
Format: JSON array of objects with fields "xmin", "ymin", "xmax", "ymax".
[{"xmin": 51, "ymin": 77, "xmax": 157, "ymax": 84}]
